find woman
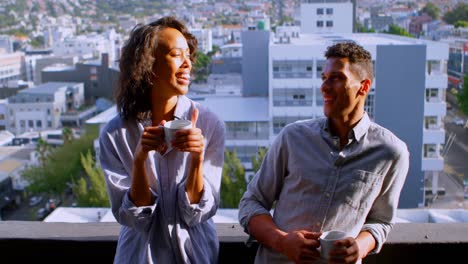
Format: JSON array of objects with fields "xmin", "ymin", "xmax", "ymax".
[{"xmin": 99, "ymin": 16, "xmax": 225, "ymax": 263}]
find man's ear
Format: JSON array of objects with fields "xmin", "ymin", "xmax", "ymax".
[{"xmin": 358, "ymin": 79, "xmax": 371, "ymax": 96}]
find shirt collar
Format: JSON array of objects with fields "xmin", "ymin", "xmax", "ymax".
[
  {"xmin": 322, "ymin": 112, "xmax": 371, "ymax": 142},
  {"xmin": 353, "ymin": 112, "xmax": 370, "ymax": 142},
  {"xmin": 173, "ymin": 95, "xmax": 192, "ymax": 121}
]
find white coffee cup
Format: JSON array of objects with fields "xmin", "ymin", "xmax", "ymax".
[
  {"xmin": 163, "ymin": 119, "xmax": 192, "ymax": 145},
  {"xmin": 319, "ymin": 230, "xmax": 348, "ymax": 260}
]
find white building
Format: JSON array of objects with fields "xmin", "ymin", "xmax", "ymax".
[
  {"xmin": 6, "ymin": 82, "xmax": 84, "ymax": 135},
  {"xmin": 52, "ymin": 31, "xmax": 120, "ymax": 63},
  {"xmin": 269, "ymin": 31, "xmax": 448, "ymax": 208},
  {"xmin": 200, "ymin": 96, "xmax": 269, "ymax": 171},
  {"xmin": 191, "ymin": 28, "xmax": 213, "ymax": 54},
  {"xmin": 0, "ymin": 99, "xmax": 8, "ymax": 130},
  {"xmin": 0, "ymin": 52, "xmax": 25, "ymax": 88},
  {"xmin": 0, "ymin": 35, "xmax": 13, "ymax": 53},
  {"xmin": 300, "ymin": 0, "xmax": 353, "ymax": 34}
]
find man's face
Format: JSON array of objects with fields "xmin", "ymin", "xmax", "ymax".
[
  {"xmin": 321, "ymin": 57, "xmax": 367, "ymax": 120},
  {"xmin": 152, "ymin": 27, "xmax": 192, "ymax": 99}
]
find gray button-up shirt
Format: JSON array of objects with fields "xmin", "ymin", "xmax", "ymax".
[
  {"xmin": 99, "ymin": 95, "xmax": 225, "ymax": 263},
  {"xmin": 239, "ymin": 113, "xmax": 409, "ymax": 263}
]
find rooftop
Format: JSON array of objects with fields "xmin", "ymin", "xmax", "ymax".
[{"xmin": 18, "ymin": 82, "xmax": 81, "ymax": 95}]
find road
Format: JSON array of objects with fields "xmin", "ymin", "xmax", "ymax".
[{"xmin": 428, "ymin": 107, "xmax": 468, "ymax": 209}]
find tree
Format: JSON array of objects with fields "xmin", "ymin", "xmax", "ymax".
[
  {"xmin": 443, "ymin": 3, "xmax": 468, "ymax": 25},
  {"xmin": 30, "ymin": 36, "xmax": 44, "ymax": 48},
  {"xmin": 458, "ymin": 72, "xmax": 468, "ymax": 115},
  {"xmin": 454, "ymin": 21, "xmax": 468, "ymax": 28},
  {"xmin": 356, "ymin": 22, "xmax": 375, "ymax": 33},
  {"xmin": 420, "ymin": 3, "xmax": 440, "ymax": 20},
  {"xmin": 251, "ymin": 147, "xmax": 268, "ymax": 174},
  {"xmin": 62, "ymin": 127, "xmax": 74, "ymax": 144},
  {"xmin": 23, "ymin": 126, "xmax": 99, "ymax": 197},
  {"xmin": 207, "ymin": 45, "xmax": 220, "ymax": 57},
  {"xmin": 193, "ymin": 52, "xmax": 211, "ymax": 83},
  {"xmin": 220, "ymin": 151, "xmax": 246, "ymax": 208},
  {"xmin": 73, "ymin": 150, "xmax": 110, "ymax": 207},
  {"xmin": 385, "ymin": 24, "xmax": 412, "ymax": 37}
]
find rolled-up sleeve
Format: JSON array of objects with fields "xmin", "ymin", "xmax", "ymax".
[
  {"xmin": 361, "ymin": 144, "xmax": 409, "ymax": 253},
  {"xmin": 178, "ymin": 119, "xmax": 225, "ymax": 227},
  {"xmin": 238, "ymin": 129, "xmax": 288, "ymax": 234},
  {"xmin": 99, "ymin": 129, "xmax": 158, "ymax": 232}
]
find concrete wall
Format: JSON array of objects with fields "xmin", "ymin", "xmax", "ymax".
[
  {"xmin": 375, "ymin": 45, "xmax": 426, "ymax": 208},
  {"xmin": 1, "ymin": 222, "xmax": 467, "ymax": 263},
  {"xmin": 242, "ymin": 30, "xmax": 270, "ymax": 97}
]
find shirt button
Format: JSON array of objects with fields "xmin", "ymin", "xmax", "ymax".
[{"xmin": 325, "ymin": 193, "xmax": 330, "ymax": 198}]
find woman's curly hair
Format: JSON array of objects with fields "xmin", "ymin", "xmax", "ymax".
[{"xmin": 116, "ymin": 16, "xmax": 198, "ymax": 120}]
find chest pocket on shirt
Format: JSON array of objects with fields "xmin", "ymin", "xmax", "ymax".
[{"xmin": 341, "ymin": 170, "xmax": 384, "ymax": 210}]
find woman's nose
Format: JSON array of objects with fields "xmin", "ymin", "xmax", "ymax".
[{"xmin": 181, "ymin": 55, "xmax": 191, "ymax": 68}]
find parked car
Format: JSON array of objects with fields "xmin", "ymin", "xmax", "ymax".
[
  {"xmin": 36, "ymin": 208, "xmax": 49, "ymax": 220},
  {"xmin": 29, "ymin": 196, "xmax": 43, "ymax": 207},
  {"xmin": 453, "ymin": 117, "xmax": 465, "ymax": 126}
]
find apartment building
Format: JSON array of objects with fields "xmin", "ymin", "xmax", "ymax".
[
  {"xmin": 0, "ymin": 52, "xmax": 25, "ymax": 88},
  {"xmin": 41, "ymin": 54, "xmax": 119, "ymax": 102},
  {"xmin": 52, "ymin": 29, "xmax": 121, "ymax": 65},
  {"xmin": 443, "ymin": 38, "xmax": 468, "ymax": 90},
  {"xmin": 269, "ymin": 31, "xmax": 448, "ymax": 208},
  {"xmin": 300, "ymin": 0, "xmax": 354, "ymax": 34},
  {"xmin": 6, "ymin": 82, "xmax": 84, "ymax": 135},
  {"xmin": 191, "ymin": 28, "xmax": 213, "ymax": 54}
]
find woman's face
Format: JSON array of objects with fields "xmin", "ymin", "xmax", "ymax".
[{"xmin": 152, "ymin": 27, "xmax": 192, "ymax": 99}]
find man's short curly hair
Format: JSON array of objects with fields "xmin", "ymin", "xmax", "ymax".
[
  {"xmin": 116, "ymin": 16, "xmax": 198, "ymax": 120},
  {"xmin": 325, "ymin": 42, "xmax": 374, "ymax": 81}
]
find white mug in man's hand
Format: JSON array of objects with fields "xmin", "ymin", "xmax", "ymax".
[
  {"xmin": 319, "ymin": 230, "xmax": 347, "ymax": 260},
  {"xmin": 163, "ymin": 119, "xmax": 192, "ymax": 145}
]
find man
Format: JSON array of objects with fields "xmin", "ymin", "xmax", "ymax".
[{"xmin": 238, "ymin": 42, "xmax": 409, "ymax": 264}]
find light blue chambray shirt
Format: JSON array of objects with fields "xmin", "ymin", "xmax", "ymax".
[
  {"xmin": 99, "ymin": 95, "xmax": 225, "ymax": 263},
  {"xmin": 239, "ymin": 113, "xmax": 409, "ymax": 264}
]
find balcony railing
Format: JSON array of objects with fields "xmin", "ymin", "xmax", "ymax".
[{"xmin": 0, "ymin": 222, "xmax": 467, "ymax": 263}]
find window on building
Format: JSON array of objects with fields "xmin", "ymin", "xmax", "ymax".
[
  {"xmin": 317, "ymin": 8, "xmax": 324, "ymax": 15},
  {"xmin": 326, "ymin": 8, "xmax": 333, "ymax": 15},
  {"xmin": 48, "ymin": 121, "xmax": 52, "ymax": 128},
  {"xmin": 423, "ymin": 144, "xmax": 438, "ymax": 158},
  {"xmin": 274, "ymin": 88, "xmax": 313, "ymax": 106},
  {"xmin": 273, "ymin": 115, "xmax": 312, "ymax": 134},
  {"xmin": 424, "ymin": 116, "xmax": 438, "ymax": 129},
  {"xmin": 47, "ymin": 109, "xmax": 51, "ymax": 115},
  {"xmin": 273, "ymin": 60, "xmax": 313, "ymax": 79},
  {"xmin": 20, "ymin": 120, "xmax": 25, "ymax": 128},
  {"xmin": 317, "ymin": 21, "xmax": 324, "ymax": 27},
  {"xmin": 315, "ymin": 87, "xmax": 324, "ymax": 106},
  {"xmin": 426, "ymin": 88, "xmax": 439, "ymax": 102},
  {"xmin": 316, "ymin": 60, "xmax": 326, "ymax": 78},
  {"xmin": 0, "ymin": 114, "xmax": 4, "ymax": 120},
  {"xmin": 326, "ymin": 21, "xmax": 333, "ymax": 27},
  {"xmin": 365, "ymin": 90, "xmax": 375, "ymax": 119},
  {"xmin": 28, "ymin": 120, "xmax": 34, "ymax": 127},
  {"xmin": 36, "ymin": 120, "xmax": 42, "ymax": 128}
]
